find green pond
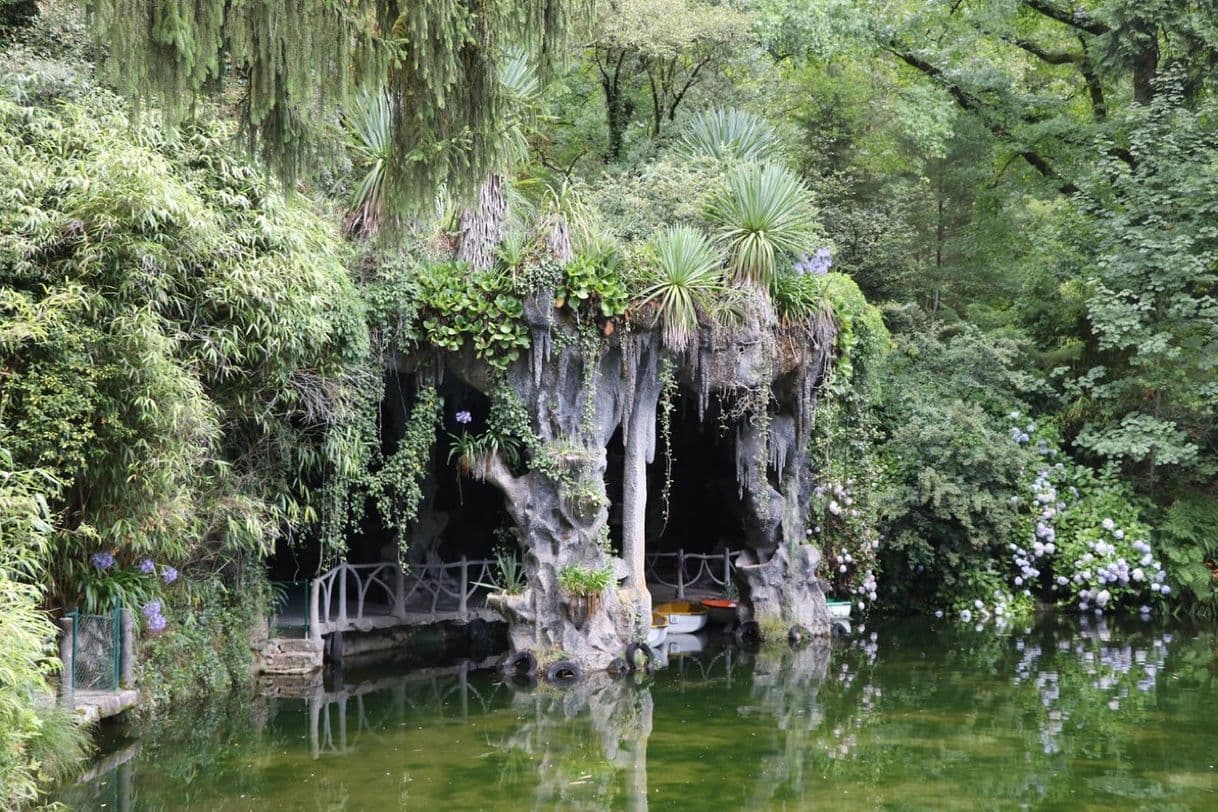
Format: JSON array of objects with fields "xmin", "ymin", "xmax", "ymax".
[{"xmin": 60, "ymin": 617, "xmax": 1217, "ymax": 810}]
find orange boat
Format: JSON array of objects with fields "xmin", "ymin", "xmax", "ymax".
[{"xmin": 701, "ymin": 598, "xmax": 737, "ymax": 626}]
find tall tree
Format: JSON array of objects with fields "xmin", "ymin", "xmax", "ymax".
[{"xmin": 85, "ymin": 0, "xmax": 573, "ymax": 210}]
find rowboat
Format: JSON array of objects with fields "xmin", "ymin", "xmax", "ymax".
[
  {"xmin": 827, "ymin": 599, "xmax": 852, "ymax": 620},
  {"xmin": 646, "ymin": 613, "xmax": 669, "ymax": 647},
  {"xmin": 653, "ymin": 600, "xmax": 709, "ymax": 634},
  {"xmin": 700, "ymin": 598, "xmax": 738, "ymax": 626}
]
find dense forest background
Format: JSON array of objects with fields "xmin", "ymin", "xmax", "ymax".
[{"xmin": 1, "ymin": 0, "xmax": 1215, "ymax": 803}]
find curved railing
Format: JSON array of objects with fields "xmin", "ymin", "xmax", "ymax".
[
  {"xmin": 309, "ymin": 558, "xmax": 496, "ymax": 640},
  {"xmin": 645, "ymin": 549, "xmax": 737, "ymax": 599}
]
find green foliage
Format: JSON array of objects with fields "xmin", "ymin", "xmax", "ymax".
[
  {"xmin": 556, "ymin": 253, "xmax": 629, "ymax": 320},
  {"xmin": 84, "ymin": 0, "xmax": 572, "ymax": 211},
  {"xmin": 137, "ymin": 570, "xmax": 268, "ymax": 712},
  {"xmin": 414, "ymin": 261, "xmax": 530, "ymax": 371},
  {"xmin": 474, "ymin": 548, "xmax": 527, "ymax": 596},
  {"xmin": 0, "ymin": 60, "xmax": 370, "ymax": 605},
  {"xmin": 639, "ymin": 225, "xmax": 728, "ymax": 352},
  {"xmin": 362, "ymin": 385, "xmax": 442, "ymax": 544},
  {"xmin": 873, "ymin": 326, "xmax": 1043, "ymax": 611},
  {"xmin": 705, "ymin": 162, "xmax": 818, "ymax": 287},
  {"xmin": 1157, "ymin": 493, "xmax": 1218, "ymax": 619},
  {"xmin": 679, "ymin": 108, "xmax": 781, "ymax": 163},
  {"xmin": 343, "ymin": 91, "xmax": 393, "ymax": 238},
  {"xmin": 557, "ymin": 563, "xmax": 613, "ymax": 596},
  {"xmin": 0, "ymin": 450, "xmax": 90, "ymax": 807}
]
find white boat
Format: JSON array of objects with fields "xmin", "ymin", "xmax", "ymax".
[
  {"xmin": 646, "ymin": 613, "xmax": 669, "ymax": 647},
  {"xmin": 827, "ymin": 600, "xmax": 852, "ymax": 620},
  {"xmin": 654, "ymin": 601, "xmax": 709, "ymax": 634}
]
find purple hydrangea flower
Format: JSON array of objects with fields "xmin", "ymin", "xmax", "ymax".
[
  {"xmin": 90, "ymin": 551, "xmax": 115, "ymax": 570},
  {"xmin": 139, "ymin": 558, "xmax": 156, "ymax": 574},
  {"xmin": 455, "ymin": 410, "xmax": 473, "ymax": 425},
  {"xmin": 148, "ymin": 613, "xmax": 167, "ymax": 632},
  {"xmin": 142, "ymin": 600, "xmax": 162, "ymax": 618},
  {"xmin": 161, "ymin": 566, "xmax": 178, "ymax": 584}
]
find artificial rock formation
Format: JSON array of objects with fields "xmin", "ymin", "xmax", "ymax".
[{"xmin": 442, "ymin": 282, "xmax": 837, "ymax": 667}]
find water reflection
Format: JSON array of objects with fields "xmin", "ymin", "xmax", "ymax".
[{"xmin": 58, "ymin": 618, "xmax": 1218, "ymax": 810}]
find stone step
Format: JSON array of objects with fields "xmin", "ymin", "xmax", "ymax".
[
  {"xmin": 261, "ymin": 651, "xmax": 322, "ymax": 675},
  {"xmin": 272, "ymin": 638, "xmax": 322, "ymax": 653}
]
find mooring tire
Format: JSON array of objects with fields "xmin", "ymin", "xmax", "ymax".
[
  {"xmin": 498, "ymin": 650, "xmax": 538, "ymax": 678},
  {"xmin": 545, "ymin": 659, "xmax": 583, "ymax": 684},
  {"xmin": 624, "ymin": 642, "xmax": 656, "ymax": 672},
  {"xmin": 607, "ymin": 657, "xmax": 629, "ymax": 677},
  {"xmin": 788, "ymin": 624, "xmax": 811, "ymax": 647},
  {"xmin": 735, "ymin": 620, "xmax": 763, "ymax": 645}
]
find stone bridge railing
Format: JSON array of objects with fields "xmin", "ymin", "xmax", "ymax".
[
  {"xmin": 308, "ymin": 558, "xmax": 497, "ymax": 642},
  {"xmin": 644, "ymin": 549, "xmax": 738, "ymax": 599}
]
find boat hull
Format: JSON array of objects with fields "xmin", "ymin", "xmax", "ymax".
[
  {"xmin": 827, "ymin": 601, "xmax": 852, "ymax": 620},
  {"xmin": 654, "ymin": 601, "xmax": 709, "ymax": 634}
]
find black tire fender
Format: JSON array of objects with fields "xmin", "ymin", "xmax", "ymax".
[
  {"xmin": 624, "ymin": 642, "xmax": 656, "ymax": 672},
  {"xmin": 498, "ymin": 650, "xmax": 538, "ymax": 678},
  {"xmin": 735, "ymin": 620, "xmax": 763, "ymax": 645},
  {"xmin": 545, "ymin": 659, "xmax": 583, "ymax": 684}
]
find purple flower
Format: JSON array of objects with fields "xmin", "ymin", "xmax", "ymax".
[
  {"xmin": 793, "ymin": 247, "xmax": 833, "ymax": 276},
  {"xmin": 148, "ymin": 613, "xmax": 167, "ymax": 632},
  {"xmin": 139, "ymin": 558, "xmax": 156, "ymax": 574},
  {"xmin": 90, "ymin": 551, "xmax": 115, "ymax": 571},
  {"xmin": 455, "ymin": 410, "xmax": 473, "ymax": 425},
  {"xmin": 142, "ymin": 600, "xmax": 162, "ymax": 618},
  {"xmin": 161, "ymin": 566, "xmax": 178, "ymax": 584}
]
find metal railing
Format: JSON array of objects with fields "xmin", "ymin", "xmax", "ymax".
[
  {"xmin": 645, "ymin": 549, "xmax": 737, "ymax": 599},
  {"xmin": 308, "ymin": 558, "xmax": 497, "ymax": 640}
]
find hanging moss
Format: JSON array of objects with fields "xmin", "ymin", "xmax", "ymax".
[{"xmin": 85, "ymin": 0, "xmax": 572, "ymax": 211}]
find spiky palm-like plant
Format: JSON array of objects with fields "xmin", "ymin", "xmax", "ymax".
[
  {"xmin": 679, "ymin": 108, "xmax": 781, "ymax": 163},
  {"xmin": 344, "ymin": 90, "xmax": 392, "ymax": 238},
  {"xmin": 640, "ymin": 225, "xmax": 728, "ymax": 353},
  {"xmin": 706, "ymin": 162, "xmax": 818, "ymax": 288}
]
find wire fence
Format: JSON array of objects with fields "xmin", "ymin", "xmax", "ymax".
[{"xmin": 71, "ymin": 606, "xmax": 121, "ymax": 691}]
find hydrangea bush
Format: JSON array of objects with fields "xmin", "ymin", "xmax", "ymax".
[{"xmin": 1005, "ymin": 413, "xmax": 1166, "ymax": 617}]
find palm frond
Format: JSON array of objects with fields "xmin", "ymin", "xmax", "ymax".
[
  {"xmin": 679, "ymin": 108, "xmax": 781, "ymax": 163},
  {"xmin": 706, "ymin": 162, "xmax": 818, "ymax": 288},
  {"xmin": 640, "ymin": 225, "xmax": 728, "ymax": 352}
]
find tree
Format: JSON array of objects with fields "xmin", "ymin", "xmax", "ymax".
[
  {"xmin": 84, "ymin": 0, "xmax": 575, "ymax": 210},
  {"xmin": 590, "ymin": 0, "xmax": 752, "ymax": 159}
]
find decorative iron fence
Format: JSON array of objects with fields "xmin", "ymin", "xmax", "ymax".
[{"xmin": 645, "ymin": 549, "xmax": 738, "ymax": 599}]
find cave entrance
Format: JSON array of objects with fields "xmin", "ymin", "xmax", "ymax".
[
  {"xmin": 642, "ymin": 391, "xmax": 745, "ymax": 600},
  {"xmin": 265, "ymin": 371, "xmax": 512, "ymax": 596}
]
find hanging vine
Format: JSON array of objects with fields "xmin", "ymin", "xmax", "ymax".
[{"xmin": 656, "ymin": 357, "xmax": 677, "ymax": 531}]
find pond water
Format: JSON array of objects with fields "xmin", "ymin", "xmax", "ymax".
[{"xmin": 60, "ymin": 617, "xmax": 1217, "ymax": 810}]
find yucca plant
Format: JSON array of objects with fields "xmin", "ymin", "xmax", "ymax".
[
  {"xmin": 706, "ymin": 162, "xmax": 818, "ymax": 288},
  {"xmin": 639, "ymin": 225, "xmax": 728, "ymax": 353},
  {"xmin": 679, "ymin": 108, "xmax": 781, "ymax": 163},
  {"xmin": 343, "ymin": 90, "xmax": 392, "ymax": 238}
]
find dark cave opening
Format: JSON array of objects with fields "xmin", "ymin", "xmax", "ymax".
[{"xmin": 643, "ymin": 391, "xmax": 745, "ymax": 558}]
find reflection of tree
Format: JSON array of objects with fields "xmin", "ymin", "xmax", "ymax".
[{"xmin": 494, "ymin": 675, "xmax": 653, "ymax": 811}]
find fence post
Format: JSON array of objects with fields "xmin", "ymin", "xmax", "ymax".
[
  {"xmin": 677, "ymin": 549, "xmax": 685, "ymax": 599},
  {"xmin": 59, "ymin": 614, "xmax": 74, "ymax": 709},
  {"xmin": 723, "ymin": 549, "xmax": 732, "ymax": 590},
  {"xmin": 458, "ymin": 556, "xmax": 469, "ymax": 619},
  {"xmin": 119, "ymin": 606, "xmax": 136, "ymax": 688},
  {"xmin": 309, "ymin": 578, "xmax": 322, "ymax": 645},
  {"xmin": 338, "ymin": 564, "xmax": 348, "ymax": 627},
  {"xmin": 112, "ymin": 600, "xmax": 122, "ymax": 690}
]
